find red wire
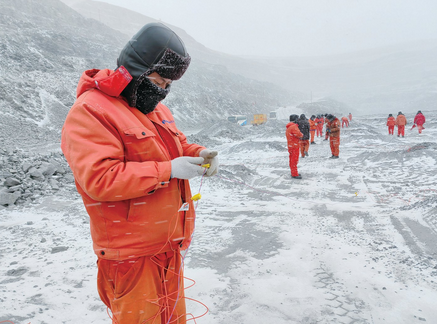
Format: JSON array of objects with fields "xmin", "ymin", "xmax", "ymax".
[{"xmin": 104, "ymin": 171, "xmax": 210, "ymax": 324}]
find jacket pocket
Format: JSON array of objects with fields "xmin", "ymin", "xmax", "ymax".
[
  {"xmin": 123, "ymin": 127, "xmax": 154, "ymax": 140},
  {"xmin": 126, "ymin": 196, "xmax": 148, "ymax": 222},
  {"xmin": 113, "ymin": 258, "xmax": 141, "ymax": 298},
  {"xmin": 122, "ymin": 127, "xmax": 159, "ymax": 161},
  {"xmin": 100, "ymin": 200, "xmax": 130, "ymax": 221}
]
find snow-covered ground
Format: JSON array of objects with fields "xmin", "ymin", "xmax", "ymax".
[{"xmin": 1, "ymin": 112, "xmax": 437, "ymax": 324}]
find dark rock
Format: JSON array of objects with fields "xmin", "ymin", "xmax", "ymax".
[
  {"xmin": 6, "ymin": 267, "xmax": 28, "ymax": 276},
  {"xmin": 51, "ymin": 246, "xmax": 69, "ymax": 254}
]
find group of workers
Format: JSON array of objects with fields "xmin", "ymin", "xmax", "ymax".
[
  {"xmin": 386, "ymin": 111, "xmax": 426, "ymax": 136},
  {"xmin": 287, "ymin": 110, "xmax": 428, "ymax": 179},
  {"xmin": 286, "ymin": 113, "xmax": 350, "ymax": 179}
]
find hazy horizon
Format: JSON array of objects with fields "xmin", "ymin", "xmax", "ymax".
[{"xmin": 96, "ymin": 0, "xmax": 437, "ymax": 58}]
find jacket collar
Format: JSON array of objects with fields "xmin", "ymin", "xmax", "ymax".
[{"xmin": 76, "ymin": 67, "xmax": 133, "ymax": 99}]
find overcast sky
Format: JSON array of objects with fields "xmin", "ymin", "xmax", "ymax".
[{"xmin": 98, "ymin": 0, "xmax": 437, "ymax": 57}]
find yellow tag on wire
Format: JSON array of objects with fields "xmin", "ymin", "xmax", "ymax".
[
  {"xmin": 201, "ymin": 164, "xmax": 210, "ymax": 168},
  {"xmin": 191, "ymin": 193, "xmax": 202, "ymax": 201}
]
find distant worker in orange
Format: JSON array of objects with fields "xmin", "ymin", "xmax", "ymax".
[
  {"xmin": 341, "ymin": 116, "xmax": 349, "ymax": 128},
  {"xmin": 297, "ymin": 114, "xmax": 310, "ymax": 157},
  {"xmin": 315, "ymin": 114, "xmax": 324, "ymax": 137},
  {"xmin": 286, "ymin": 114, "xmax": 303, "ymax": 179},
  {"xmin": 386, "ymin": 113, "xmax": 396, "ymax": 135},
  {"xmin": 309, "ymin": 115, "xmax": 317, "ymax": 144},
  {"xmin": 348, "ymin": 112, "xmax": 352, "ymax": 121},
  {"xmin": 413, "ymin": 110, "xmax": 426, "ymax": 134},
  {"xmin": 327, "ymin": 114, "xmax": 340, "ymax": 158},
  {"xmin": 395, "ymin": 111, "xmax": 407, "ymax": 137}
]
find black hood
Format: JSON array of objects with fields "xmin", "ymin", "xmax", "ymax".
[
  {"xmin": 117, "ymin": 23, "xmax": 191, "ymax": 107},
  {"xmin": 289, "ymin": 114, "xmax": 299, "ymax": 122}
]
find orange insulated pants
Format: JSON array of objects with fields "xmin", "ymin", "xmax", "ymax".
[
  {"xmin": 97, "ymin": 251, "xmax": 186, "ymax": 324},
  {"xmin": 388, "ymin": 125, "xmax": 394, "ymax": 135},
  {"xmin": 397, "ymin": 125, "xmax": 405, "ymax": 137},
  {"xmin": 288, "ymin": 145, "xmax": 300, "ymax": 177},
  {"xmin": 330, "ymin": 136, "xmax": 340, "ymax": 157},
  {"xmin": 300, "ymin": 139, "xmax": 309, "ymax": 157}
]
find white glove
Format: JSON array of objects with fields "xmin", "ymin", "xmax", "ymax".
[
  {"xmin": 199, "ymin": 149, "xmax": 219, "ymax": 177},
  {"xmin": 170, "ymin": 157, "xmax": 205, "ymax": 179}
]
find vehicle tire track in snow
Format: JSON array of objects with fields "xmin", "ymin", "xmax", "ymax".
[{"xmin": 313, "ymin": 262, "xmax": 371, "ymax": 324}]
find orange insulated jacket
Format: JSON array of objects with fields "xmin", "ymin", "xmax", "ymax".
[
  {"xmin": 286, "ymin": 122, "xmax": 303, "ymax": 148},
  {"xmin": 61, "ymin": 69, "xmax": 205, "ymax": 260}
]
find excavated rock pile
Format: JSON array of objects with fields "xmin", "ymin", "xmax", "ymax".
[{"xmin": 0, "ymin": 149, "xmax": 75, "ymax": 208}]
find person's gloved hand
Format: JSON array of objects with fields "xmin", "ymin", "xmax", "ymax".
[
  {"xmin": 199, "ymin": 149, "xmax": 219, "ymax": 177},
  {"xmin": 170, "ymin": 157, "xmax": 205, "ymax": 179}
]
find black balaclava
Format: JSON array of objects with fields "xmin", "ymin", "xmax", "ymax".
[
  {"xmin": 289, "ymin": 114, "xmax": 299, "ymax": 122},
  {"xmin": 310, "ymin": 115, "xmax": 315, "ymax": 120},
  {"xmin": 300, "ymin": 114, "xmax": 306, "ymax": 120},
  {"xmin": 389, "ymin": 114, "xmax": 393, "ymax": 117},
  {"xmin": 327, "ymin": 114, "xmax": 334, "ymax": 121},
  {"xmin": 117, "ymin": 23, "xmax": 191, "ymax": 114}
]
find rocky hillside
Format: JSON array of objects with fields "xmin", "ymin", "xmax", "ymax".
[{"xmin": 0, "ymin": 0, "xmax": 127, "ymax": 149}]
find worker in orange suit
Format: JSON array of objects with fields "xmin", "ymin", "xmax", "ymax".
[
  {"xmin": 286, "ymin": 114, "xmax": 303, "ymax": 179},
  {"xmin": 348, "ymin": 112, "xmax": 352, "ymax": 121},
  {"xmin": 395, "ymin": 111, "xmax": 407, "ymax": 137},
  {"xmin": 61, "ymin": 23, "xmax": 219, "ymax": 324},
  {"xmin": 315, "ymin": 114, "xmax": 324, "ymax": 137},
  {"xmin": 341, "ymin": 116, "xmax": 349, "ymax": 128},
  {"xmin": 413, "ymin": 110, "xmax": 426, "ymax": 134},
  {"xmin": 386, "ymin": 113, "xmax": 396, "ymax": 135},
  {"xmin": 309, "ymin": 115, "xmax": 317, "ymax": 144},
  {"xmin": 327, "ymin": 114, "xmax": 340, "ymax": 158}
]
